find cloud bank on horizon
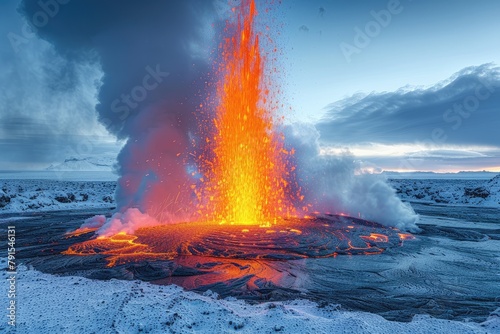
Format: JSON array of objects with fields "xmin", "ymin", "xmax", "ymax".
[{"xmin": 316, "ymin": 64, "xmax": 500, "ymax": 172}]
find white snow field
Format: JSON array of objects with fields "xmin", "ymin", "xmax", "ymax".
[
  {"xmin": 1, "ymin": 173, "xmax": 498, "ymax": 214},
  {"xmin": 1, "ymin": 265, "xmax": 498, "ymax": 334},
  {"xmin": 390, "ymin": 174, "xmax": 500, "ymax": 207},
  {"xmin": 0, "ymin": 172, "xmax": 117, "ymax": 213},
  {"xmin": 1, "ymin": 172, "xmax": 499, "ymax": 333}
]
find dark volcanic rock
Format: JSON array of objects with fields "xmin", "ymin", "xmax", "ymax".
[
  {"xmin": 54, "ymin": 196, "xmax": 70, "ymax": 203},
  {"xmin": 0, "ymin": 194, "xmax": 10, "ymax": 208},
  {"xmin": 464, "ymin": 187, "xmax": 490, "ymax": 199}
]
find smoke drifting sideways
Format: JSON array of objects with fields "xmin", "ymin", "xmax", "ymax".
[
  {"xmin": 20, "ymin": 0, "xmax": 228, "ymax": 229},
  {"xmin": 284, "ymin": 123, "xmax": 419, "ymax": 232}
]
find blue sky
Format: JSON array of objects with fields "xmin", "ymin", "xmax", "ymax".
[
  {"xmin": 279, "ymin": 0, "xmax": 500, "ymax": 121},
  {"xmin": 277, "ymin": 0, "xmax": 500, "ymax": 171},
  {"xmin": 0, "ymin": 0, "xmax": 499, "ymax": 172}
]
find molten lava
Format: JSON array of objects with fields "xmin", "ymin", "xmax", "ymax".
[
  {"xmin": 64, "ymin": 214, "xmax": 409, "ymax": 268},
  {"xmin": 62, "ymin": 0, "xmax": 415, "ymax": 278},
  {"xmin": 196, "ymin": 0, "xmax": 296, "ymax": 226}
]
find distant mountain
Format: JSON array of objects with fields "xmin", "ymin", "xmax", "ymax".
[
  {"xmin": 383, "ymin": 171, "xmax": 498, "ymax": 180},
  {"xmin": 46, "ymin": 157, "xmax": 115, "ymax": 171}
]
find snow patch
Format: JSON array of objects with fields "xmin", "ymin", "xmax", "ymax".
[
  {"xmin": 0, "ymin": 179, "xmax": 115, "ymax": 213},
  {"xmin": 0, "ymin": 265, "xmax": 492, "ymax": 334},
  {"xmin": 390, "ymin": 174, "xmax": 500, "ymax": 207}
]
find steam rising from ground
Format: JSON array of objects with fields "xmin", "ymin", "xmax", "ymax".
[
  {"xmin": 82, "ymin": 209, "xmax": 159, "ymax": 236},
  {"xmin": 284, "ymin": 123, "xmax": 419, "ymax": 231}
]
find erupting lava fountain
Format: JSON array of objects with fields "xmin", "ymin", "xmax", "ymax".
[
  {"xmin": 195, "ymin": 0, "xmax": 300, "ymax": 226},
  {"xmin": 64, "ymin": 0, "xmax": 414, "ymax": 271}
]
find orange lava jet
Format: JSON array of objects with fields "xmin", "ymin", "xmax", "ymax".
[
  {"xmin": 196, "ymin": 0, "xmax": 297, "ymax": 226},
  {"xmin": 62, "ymin": 1, "xmax": 415, "ymax": 276}
]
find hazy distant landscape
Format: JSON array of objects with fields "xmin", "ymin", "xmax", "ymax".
[{"xmin": 1, "ymin": 164, "xmax": 499, "ymax": 215}]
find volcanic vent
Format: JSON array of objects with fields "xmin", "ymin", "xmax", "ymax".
[{"xmin": 63, "ymin": 0, "xmax": 414, "ymax": 286}]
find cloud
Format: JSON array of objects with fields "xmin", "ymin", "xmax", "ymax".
[
  {"xmin": 0, "ymin": 1, "xmax": 117, "ymax": 169},
  {"xmin": 18, "ymin": 0, "xmax": 221, "ymax": 138},
  {"xmin": 317, "ymin": 64, "xmax": 500, "ymax": 147},
  {"xmin": 407, "ymin": 149, "xmax": 489, "ymax": 159}
]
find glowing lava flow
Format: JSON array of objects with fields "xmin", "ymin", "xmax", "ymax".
[
  {"xmin": 62, "ymin": 1, "xmax": 415, "ymax": 273},
  {"xmin": 63, "ymin": 215, "xmax": 410, "ymax": 268},
  {"xmin": 196, "ymin": 0, "xmax": 297, "ymax": 226}
]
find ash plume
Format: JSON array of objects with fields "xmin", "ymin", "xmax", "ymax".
[{"xmin": 20, "ymin": 0, "xmax": 225, "ymax": 222}]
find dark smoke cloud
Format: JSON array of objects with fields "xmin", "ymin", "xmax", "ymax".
[
  {"xmin": 20, "ymin": 0, "xmax": 220, "ymax": 136},
  {"xmin": 19, "ymin": 0, "xmax": 224, "ymax": 216}
]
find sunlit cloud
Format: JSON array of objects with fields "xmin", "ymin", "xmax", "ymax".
[
  {"xmin": 320, "ymin": 143, "xmax": 500, "ymax": 159},
  {"xmin": 316, "ymin": 65, "xmax": 500, "ymax": 172}
]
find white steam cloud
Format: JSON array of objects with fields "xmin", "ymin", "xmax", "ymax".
[{"xmin": 284, "ymin": 123, "xmax": 419, "ymax": 232}]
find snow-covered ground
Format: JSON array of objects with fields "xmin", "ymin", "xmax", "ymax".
[
  {"xmin": 2, "ymin": 172, "xmax": 500, "ymax": 333},
  {"xmin": 383, "ymin": 171, "xmax": 497, "ymax": 180},
  {"xmin": 1, "ymin": 265, "xmax": 497, "ymax": 334},
  {"xmin": 0, "ymin": 179, "xmax": 116, "ymax": 213},
  {"xmin": 390, "ymin": 174, "xmax": 500, "ymax": 207},
  {"xmin": 2, "ymin": 173, "xmax": 498, "ymax": 214}
]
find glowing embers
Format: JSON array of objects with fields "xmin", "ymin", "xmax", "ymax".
[
  {"xmin": 152, "ymin": 256, "xmax": 300, "ymax": 291},
  {"xmin": 196, "ymin": 0, "xmax": 298, "ymax": 226},
  {"xmin": 63, "ymin": 232, "xmax": 174, "ymax": 267},
  {"xmin": 64, "ymin": 214, "xmax": 413, "ymax": 267}
]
